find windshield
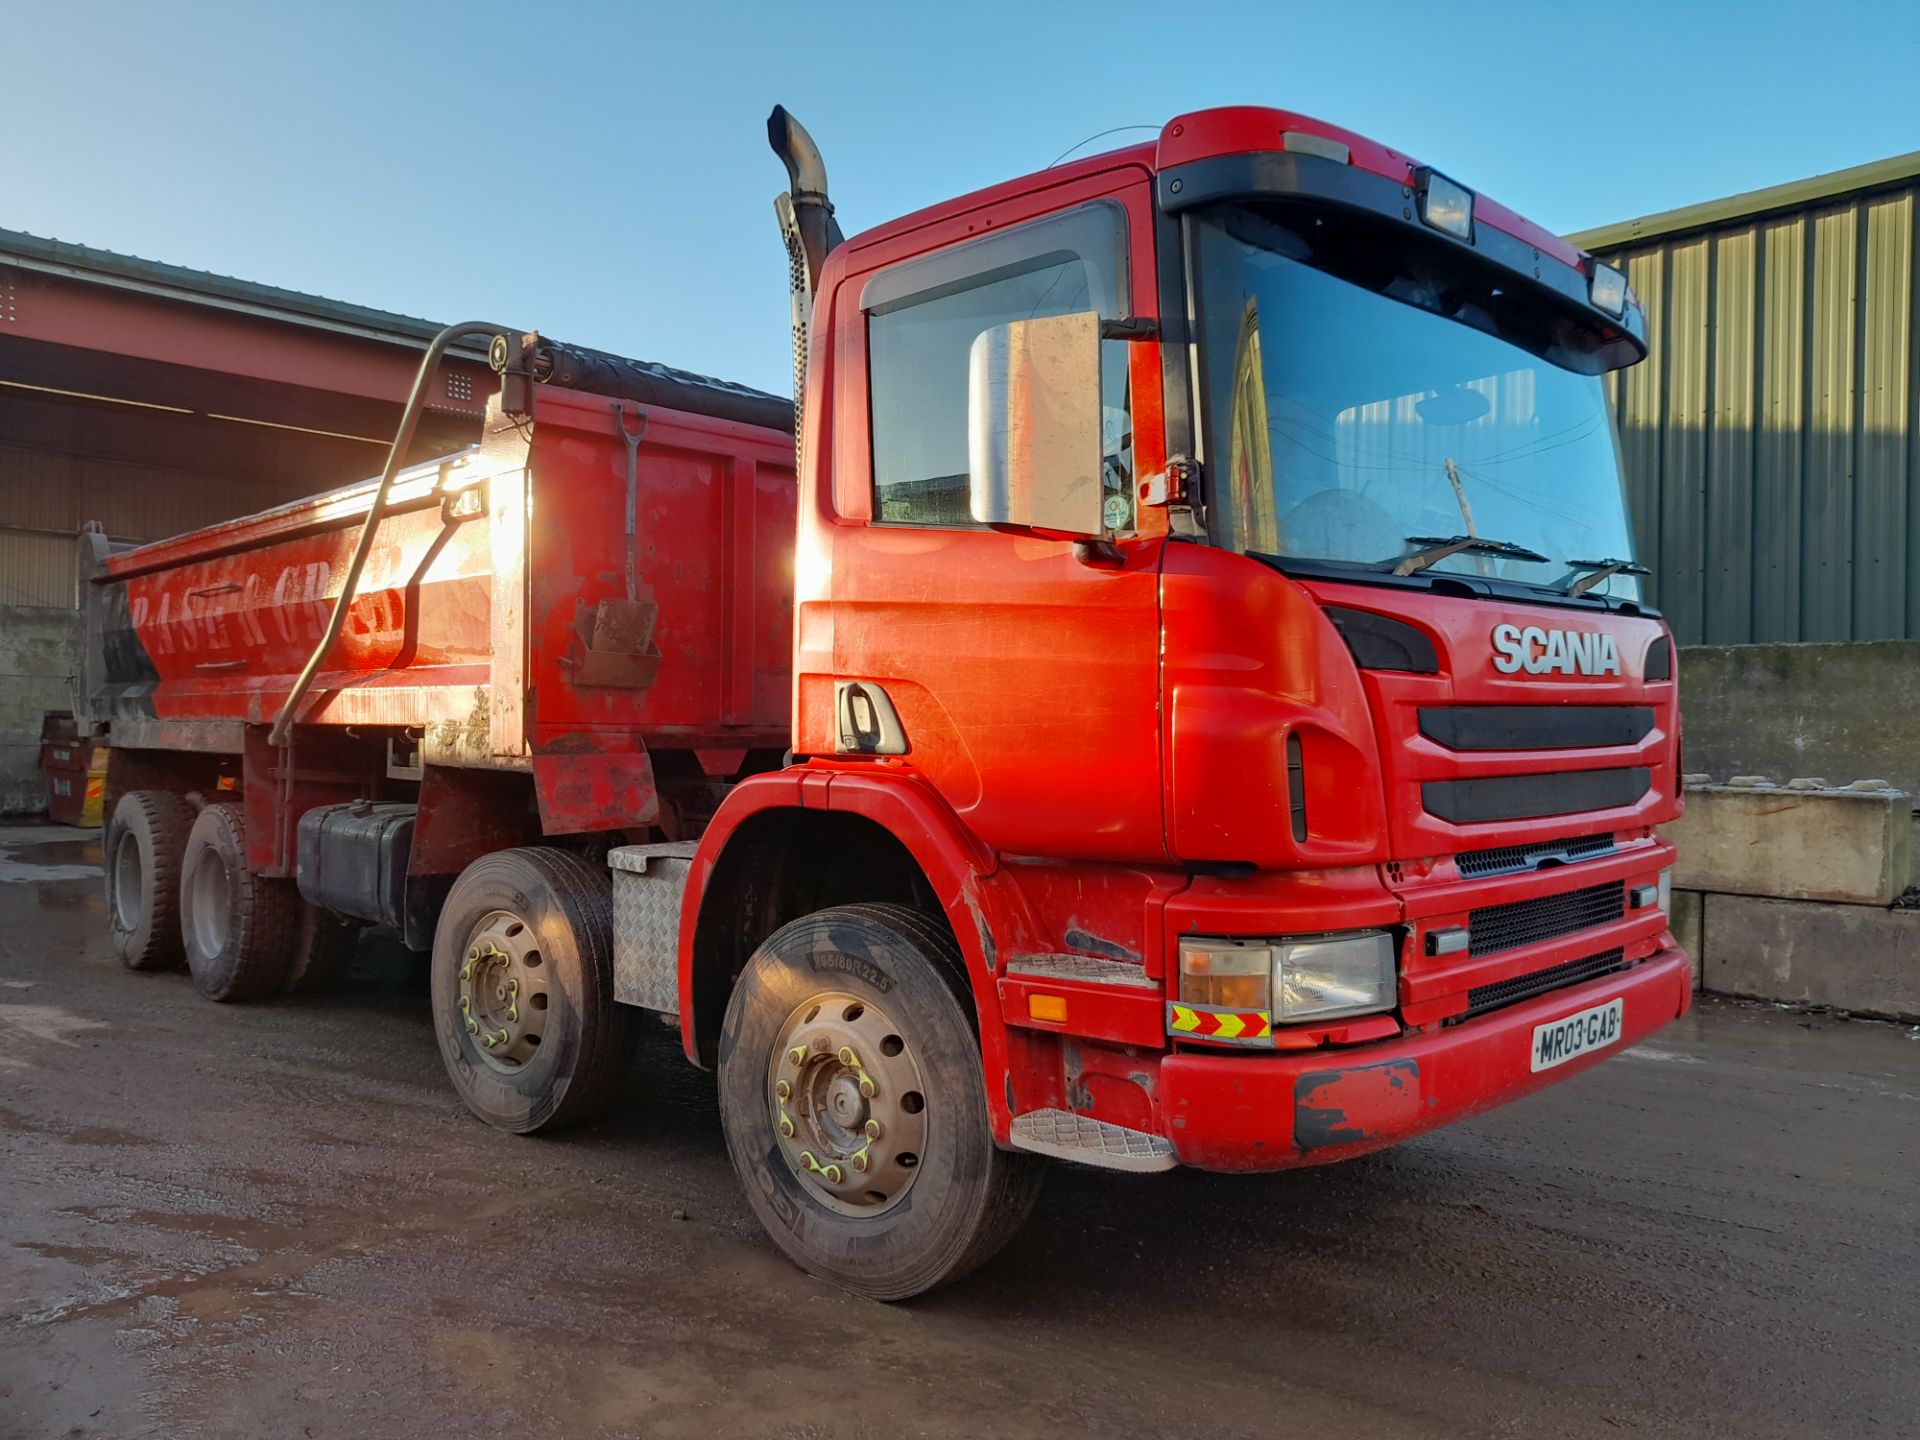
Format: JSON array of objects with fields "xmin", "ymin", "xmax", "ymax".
[{"xmin": 1190, "ymin": 202, "xmax": 1640, "ymax": 599}]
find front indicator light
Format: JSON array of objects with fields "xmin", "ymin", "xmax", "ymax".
[
  {"xmin": 1416, "ymin": 168, "xmax": 1474, "ymax": 241},
  {"xmin": 1590, "ymin": 260, "xmax": 1629, "ymax": 317},
  {"xmin": 1178, "ymin": 941, "xmax": 1273, "ymax": 1012},
  {"xmin": 1276, "ymin": 932, "xmax": 1397, "ymax": 1021},
  {"xmin": 1658, "ymin": 866, "xmax": 1673, "ymax": 916}
]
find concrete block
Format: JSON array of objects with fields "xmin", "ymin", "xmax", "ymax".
[
  {"xmin": 1669, "ymin": 889, "xmax": 1704, "ymax": 989},
  {"xmin": 1663, "ymin": 783, "xmax": 1912, "ymax": 906},
  {"xmin": 1678, "ymin": 639, "xmax": 1920, "ymax": 801},
  {"xmin": 1702, "ymin": 893, "xmax": 1920, "ymax": 1022}
]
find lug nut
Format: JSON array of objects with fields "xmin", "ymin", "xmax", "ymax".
[
  {"xmin": 858, "ymin": 1075, "xmax": 876, "ymax": 1099},
  {"xmin": 822, "ymin": 1164, "xmax": 843, "ymax": 1184},
  {"xmin": 864, "ymin": 1118, "xmax": 881, "ymax": 1141},
  {"xmin": 787, "ymin": 1045, "xmax": 807, "ymax": 1065},
  {"xmin": 779, "ymin": 1115, "xmax": 795, "ymax": 1138},
  {"xmin": 775, "ymin": 1079, "xmax": 791, "ymax": 1101},
  {"xmin": 837, "ymin": 1045, "xmax": 859, "ymax": 1068}
]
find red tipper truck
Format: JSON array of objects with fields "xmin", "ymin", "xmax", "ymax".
[{"xmin": 82, "ymin": 105, "xmax": 1688, "ymax": 1299}]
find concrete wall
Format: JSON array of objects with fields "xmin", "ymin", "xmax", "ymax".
[
  {"xmin": 0, "ymin": 605, "xmax": 83, "ymax": 815},
  {"xmin": 1679, "ymin": 640, "xmax": 1920, "ymax": 798}
]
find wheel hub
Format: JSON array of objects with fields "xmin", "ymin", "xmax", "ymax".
[
  {"xmin": 768, "ymin": 991, "xmax": 928, "ymax": 1217},
  {"xmin": 111, "ymin": 831, "xmax": 143, "ymax": 932},
  {"xmin": 457, "ymin": 910, "xmax": 549, "ymax": 1073}
]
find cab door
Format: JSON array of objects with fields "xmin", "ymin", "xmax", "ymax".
[{"xmin": 800, "ymin": 181, "xmax": 1168, "ymax": 864}]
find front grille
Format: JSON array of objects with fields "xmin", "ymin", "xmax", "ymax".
[
  {"xmin": 1423, "ymin": 767, "xmax": 1652, "ymax": 824},
  {"xmin": 1469, "ymin": 880, "xmax": 1624, "ymax": 958},
  {"xmin": 1457, "ymin": 832, "xmax": 1616, "ymax": 879},
  {"xmin": 1419, "ymin": 705, "xmax": 1655, "ymax": 751},
  {"xmin": 1466, "ymin": 948, "xmax": 1627, "ymax": 1017}
]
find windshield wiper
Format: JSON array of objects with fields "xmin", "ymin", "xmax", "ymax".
[
  {"xmin": 1392, "ymin": 534, "xmax": 1551, "ymax": 578},
  {"xmin": 1560, "ymin": 556, "xmax": 1651, "ymax": 597}
]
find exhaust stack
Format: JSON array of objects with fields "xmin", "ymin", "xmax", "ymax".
[{"xmin": 767, "ymin": 106, "xmax": 842, "ymax": 472}]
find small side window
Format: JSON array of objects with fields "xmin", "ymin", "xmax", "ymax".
[{"xmin": 865, "ymin": 203, "xmax": 1134, "ymax": 530}]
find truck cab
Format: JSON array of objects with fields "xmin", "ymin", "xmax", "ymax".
[{"xmin": 671, "ymin": 105, "xmax": 1686, "ymax": 1291}]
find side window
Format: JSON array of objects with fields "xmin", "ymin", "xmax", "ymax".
[{"xmin": 864, "ymin": 203, "xmax": 1134, "ymax": 530}]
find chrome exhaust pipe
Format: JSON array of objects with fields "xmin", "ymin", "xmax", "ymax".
[
  {"xmin": 768, "ymin": 106, "xmax": 842, "ymax": 474},
  {"xmin": 767, "ymin": 105, "xmax": 841, "ymax": 289}
]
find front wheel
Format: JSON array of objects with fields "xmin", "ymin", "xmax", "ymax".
[
  {"xmin": 717, "ymin": 904, "xmax": 1042, "ymax": 1301},
  {"xmin": 430, "ymin": 847, "xmax": 635, "ymax": 1134}
]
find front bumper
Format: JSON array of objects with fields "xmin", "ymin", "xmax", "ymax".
[{"xmin": 1159, "ymin": 946, "xmax": 1692, "ymax": 1171}]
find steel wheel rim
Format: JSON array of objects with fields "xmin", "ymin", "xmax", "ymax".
[
  {"xmin": 187, "ymin": 846, "xmax": 231, "ymax": 957},
  {"xmin": 111, "ymin": 831, "xmax": 143, "ymax": 932},
  {"xmin": 767, "ymin": 990, "xmax": 929, "ymax": 1218},
  {"xmin": 457, "ymin": 910, "xmax": 550, "ymax": 1074}
]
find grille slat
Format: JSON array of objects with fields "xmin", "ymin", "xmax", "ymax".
[
  {"xmin": 1466, "ymin": 948, "xmax": 1627, "ymax": 1017},
  {"xmin": 1457, "ymin": 832, "xmax": 1616, "ymax": 879},
  {"xmin": 1468, "ymin": 880, "xmax": 1624, "ymax": 958},
  {"xmin": 1423, "ymin": 767, "xmax": 1652, "ymax": 824}
]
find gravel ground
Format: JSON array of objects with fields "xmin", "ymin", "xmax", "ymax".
[{"xmin": 2, "ymin": 822, "xmax": 1916, "ymax": 1440}]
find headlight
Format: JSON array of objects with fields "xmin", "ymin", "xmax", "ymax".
[
  {"xmin": 1175, "ymin": 931, "xmax": 1397, "ymax": 1038},
  {"xmin": 1275, "ymin": 932, "xmax": 1397, "ymax": 1020}
]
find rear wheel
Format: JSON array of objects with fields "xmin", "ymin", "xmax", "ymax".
[
  {"xmin": 104, "ymin": 790, "xmax": 195, "ymax": 971},
  {"xmin": 717, "ymin": 904, "xmax": 1043, "ymax": 1301},
  {"xmin": 179, "ymin": 804, "xmax": 298, "ymax": 1001},
  {"xmin": 430, "ymin": 847, "xmax": 635, "ymax": 1134}
]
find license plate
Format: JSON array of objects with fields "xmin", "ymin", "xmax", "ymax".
[{"xmin": 1529, "ymin": 997, "xmax": 1624, "ymax": 1073}]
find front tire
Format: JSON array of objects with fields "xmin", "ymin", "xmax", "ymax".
[
  {"xmin": 717, "ymin": 904, "xmax": 1042, "ymax": 1301},
  {"xmin": 430, "ymin": 847, "xmax": 635, "ymax": 1135},
  {"xmin": 105, "ymin": 790, "xmax": 195, "ymax": 971}
]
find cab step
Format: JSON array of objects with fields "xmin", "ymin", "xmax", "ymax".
[
  {"xmin": 1004, "ymin": 953, "xmax": 1156, "ymax": 987},
  {"xmin": 1008, "ymin": 1108, "xmax": 1177, "ymax": 1172}
]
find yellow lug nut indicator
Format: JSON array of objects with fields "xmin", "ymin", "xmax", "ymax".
[
  {"xmin": 767, "ymin": 991, "xmax": 930, "ymax": 1218},
  {"xmin": 457, "ymin": 915, "xmax": 546, "ymax": 1072}
]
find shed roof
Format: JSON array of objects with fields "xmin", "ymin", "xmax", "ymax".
[
  {"xmin": 0, "ymin": 225, "xmax": 480, "ymax": 353},
  {"xmin": 1568, "ymin": 149, "xmax": 1920, "ymax": 252}
]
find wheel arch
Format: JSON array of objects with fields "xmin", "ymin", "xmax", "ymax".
[{"xmin": 679, "ymin": 768, "xmax": 1038, "ymax": 1139}]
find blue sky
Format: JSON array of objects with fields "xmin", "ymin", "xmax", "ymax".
[{"xmin": 10, "ymin": 0, "xmax": 1917, "ymax": 396}]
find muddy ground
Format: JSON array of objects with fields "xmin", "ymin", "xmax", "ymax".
[{"xmin": 2, "ymin": 822, "xmax": 1916, "ymax": 1439}]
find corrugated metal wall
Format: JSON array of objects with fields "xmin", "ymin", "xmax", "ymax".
[
  {"xmin": 0, "ymin": 391, "xmax": 381, "ymax": 609},
  {"xmin": 1588, "ymin": 174, "xmax": 1918, "ymax": 645}
]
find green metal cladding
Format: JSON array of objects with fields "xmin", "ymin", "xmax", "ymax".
[{"xmin": 1570, "ymin": 152, "xmax": 1920, "ymax": 645}]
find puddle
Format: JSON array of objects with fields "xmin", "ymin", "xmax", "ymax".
[
  {"xmin": 37, "ymin": 880, "xmax": 107, "ymax": 914},
  {"xmin": 0, "ymin": 859, "xmax": 104, "ymax": 883},
  {"xmin": 10, "ymin": 839, "xmax": 105, "ymax": 866}
]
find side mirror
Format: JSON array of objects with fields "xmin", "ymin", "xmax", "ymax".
[{"xmin": 967, "ymin": 310, "xmax": 1104, "ymax": 540}]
